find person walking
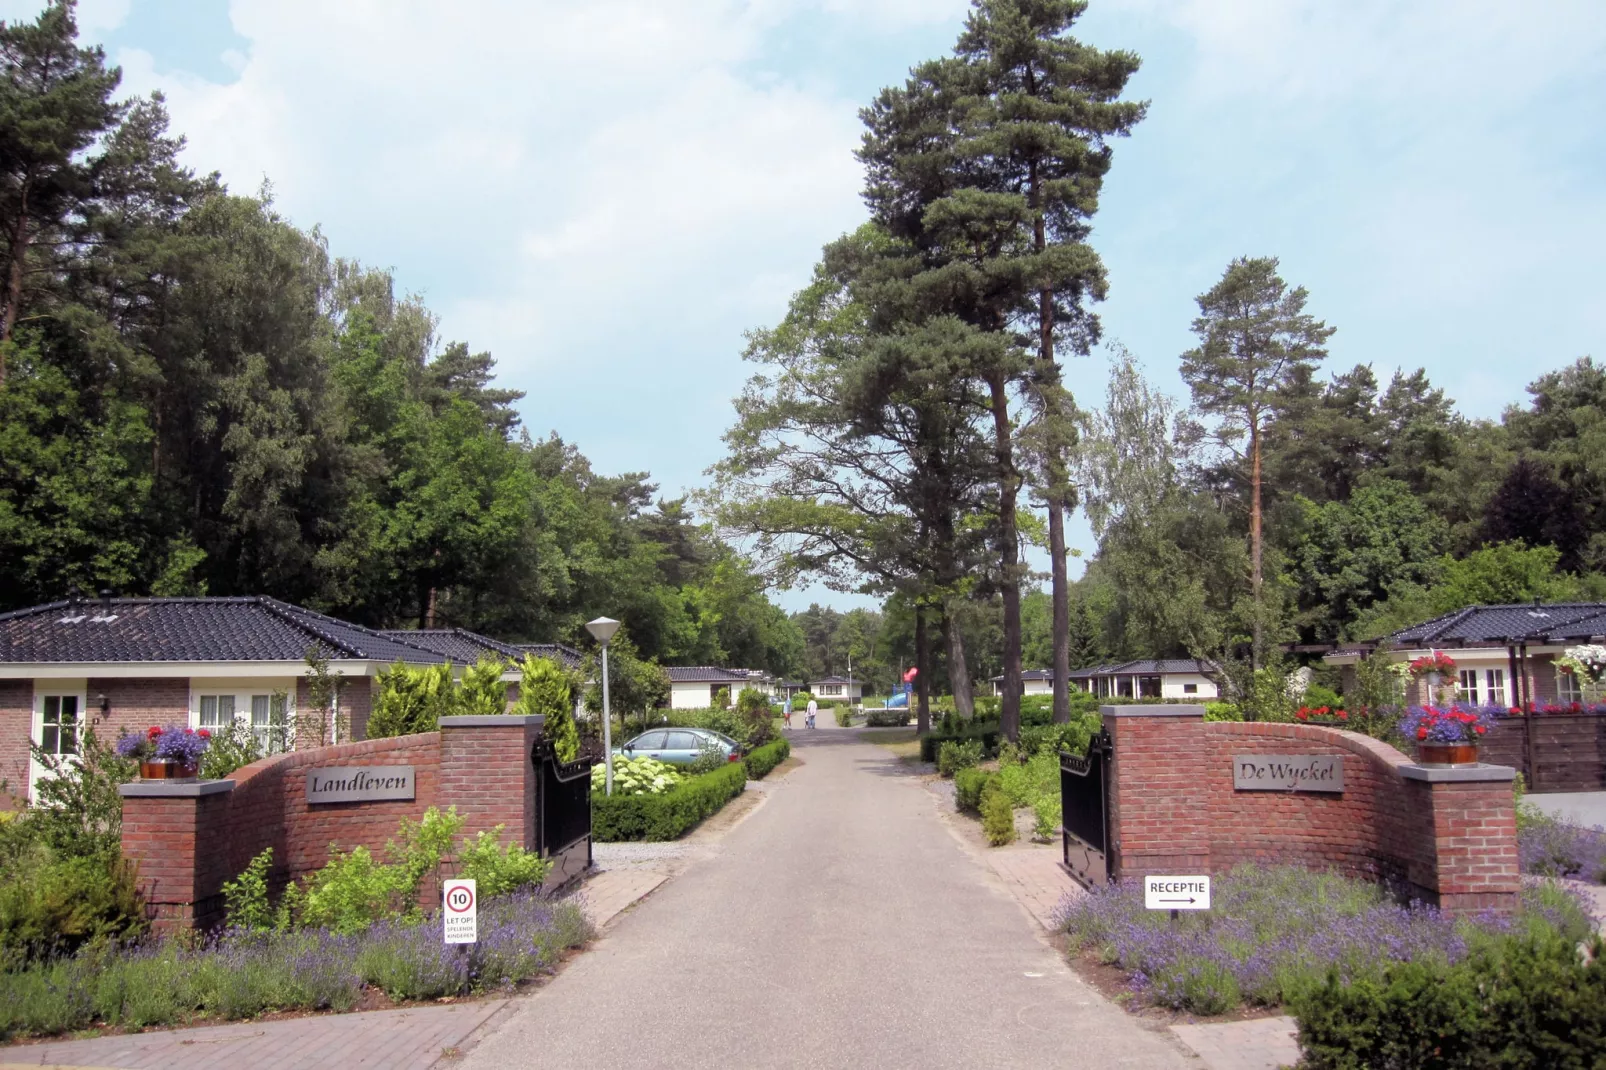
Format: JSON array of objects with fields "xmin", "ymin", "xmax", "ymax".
[
  {"xmin": 783, "ymin": 703, "xmax": 793, "ymax": 730},
  {"xmin": 806, "ymin": 696, "xmax": 818, "ymax": 729}
]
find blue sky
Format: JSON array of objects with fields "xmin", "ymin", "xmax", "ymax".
[{"xmin": 11, "ymin": 0, "xmax": 1605, "ymax": 610}]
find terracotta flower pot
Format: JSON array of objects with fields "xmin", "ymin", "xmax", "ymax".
[
  {"xmin": 1418, "ymin": 742, "xmax": 1479, "ymax": 766},
  {"xmin": 140, "ymin": 759, "xmax": 176, "ymax": 779}
]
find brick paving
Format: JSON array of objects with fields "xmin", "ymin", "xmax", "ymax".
[
  {"xmin": 1172, "ymin": 1016, "xmax": 1300, "ymax": 1070},
  {"xmin": 0, "ymin": 999, "xmax": 513, "ymax": 1070},
  {"xmin": 984, "ymin": 842, "xmax": 1083, "ymax": 930},
  {"xmin": 576, "ymin": 866, "xmax": 669, "ymax": 929}
]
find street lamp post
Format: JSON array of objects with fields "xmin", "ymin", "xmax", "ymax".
[{"xmin": 585, "ymin": 617, "xmax": 621, "ymax": 796}]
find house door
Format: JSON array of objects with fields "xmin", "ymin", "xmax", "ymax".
[{"xmin": 30, "ymin": 685, "xmax": 85, "ymax": 800}]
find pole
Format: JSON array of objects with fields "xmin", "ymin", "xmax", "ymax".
[{"xmin": 601, "ymin": 644, "xmax": 614, "ymax": 796}]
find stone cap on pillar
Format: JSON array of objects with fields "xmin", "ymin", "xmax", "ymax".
[
  {"xmin": 1101, "ymin": 704, "xmax": 1208, "ymax": 719},
  {"xmin": 1399, "ymin": 762, "xmax": 1518, "ymax": 783},
  {"xmin": 119, "ymin": 779, "xmax": 236, "ymax": 797},
  {"xmin": 438, "ymin": 714, "xmax": 546, "ymax": 728}
]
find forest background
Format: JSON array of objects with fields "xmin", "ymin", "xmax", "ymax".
[{"xmin": 3, "ymin": 2, "xmax": 1602, "ymax": 720}]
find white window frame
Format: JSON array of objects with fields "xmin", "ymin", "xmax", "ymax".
[
  {"xmin": 1558, "ymin": 666, "xmax": 1584, "ymax": 705},
  {"xmin": 1485, "ymin": 668, "xmax": 1506, "ymax": 708},
  {"xmin": 190, "ymin": 679, "xmax": 295, "ymax": 755},
  {"xmin": 30, "ymin": 679, "xmax": 86, "ymax": 800},
  {"xmin": 1457, "ymin": 669, "xmax": 1480, "ymax": 706}
]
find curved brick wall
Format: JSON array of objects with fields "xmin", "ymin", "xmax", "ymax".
[{"xmin": 1105, "ymin": 709, "xmax": 1519, "ymax": 915}]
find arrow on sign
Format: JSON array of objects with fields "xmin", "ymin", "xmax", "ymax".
[{"xmin": 1158, "ymin": 897, "xmax": 1197, "ymax": 904}]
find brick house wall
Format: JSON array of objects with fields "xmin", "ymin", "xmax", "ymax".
[
  {"xmin": 1105, "ymin": 709, "xmax": 1519, "ymax": 915},
  {"xmin": 294, "ymin": 674, "xmax": 374, "ymax": 746},
  {"xmin": 0, "ymin": 680, "xmax": 31, "ymax": 807},
  {"xmin": 91, "ymin": 677, "xmax": 191, "ymax": 740}
]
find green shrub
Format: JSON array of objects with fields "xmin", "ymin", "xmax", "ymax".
[
  {"xmin": 974, "ymin": 695, "xmax": 1001, "ymax": 718},
  {"xmin": 1019, "ymin": 714, "xmax": 1101, "ymax": 757},
  {"xmin": 921, "ymin": 722, "xmax": 1000, "ymax": 763},
  {"xmin": 981, "ymin": 781, "xmax": 1016, "ymax": 846},
  {"xmin": 0, "ymin": 845, "xmax": 145, "ymax": 963},
  {"xmin": 937, "ymin": 739, "xmax": 984, "ymax": 777},
  {"xmin": 790, "ymin": 692, "xmax": 814, "ymax": 712},
  {"xmin": 368, "ymin": 661, "xmax": 457, "ymax": 737},
  {"xmin": 590, "ymin": 755, "xmax": 682, "ymax": 796},
  {"xmin": 298, "ymin": 806, "xmax": 461, "ymax": 934},
  {"xmin": 517, "ymin": 654, "xmax": 578, "ymax": 760},
  {"xmin": 458, "ymin": 655, "xmax": 510, "ymax": 717},
  {"xmin": 1204, "ymin": 702, "xmax": 1243, "ymax": 722},
  {"xmin": 592, "ymin": 762, "xmax": 747, "ymax": 841},
  {"xmin": 954, "ymin": 767, "xmax": 993, "ymax": 813},
  {"xmin": 1299, "ymin": 682, "xmax": 1343, "ymax": 711},
  {"xmin": 684, "ymin": 739, "xmax": 731, "ymax": 776},
  {"xmin": 834, "ymin": 706, "xmax": 854, "ymax": 727},
  {"xmin": 736, "ymin": 687, "xmax": 774, "ymax": 746},
  {"xmin": 864, "ymin": 708, "xmax": 910, "ymax": 727},
  {"xmin": 712, "ymin": 686, "xmax": 731, "ymax": 710},
  {"xmin": 1032, "ymin": 794, "xmax": 1061, "ymax": 841},
  {"xmin": 222, "ymin": 848, "xmax": 276, "ymax": 932},
  {"xmin": 743, "ymin": 739, "xmax": 790, "ymax": 780},
  {"xmin": 199, "ymin": 721, "xmax": 265, "ymax": 778},
  {"xmin": 455, "ymin": 829, "xmax": 551, "ymax": 897},
  {"xmin": 1294, "ymin": 930, "xmax": 1606, "ymax": 1069}
]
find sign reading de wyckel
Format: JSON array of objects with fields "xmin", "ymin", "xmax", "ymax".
[
  {"xmin": 306, "ymin": 766, "xmax": 416, "ymax": 804},
  {"xmin": 1145, "ymin": 875, "xmax": 1210, "ymax": 911},
  {"xmin": 1233, "ymin": 754, "xmax": 1344, "ymax": 793}
]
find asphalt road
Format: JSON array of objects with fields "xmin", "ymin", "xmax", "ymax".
[{"xmin": 462, "ymin": 721, "xmax": 1195, "ymax": 1069}]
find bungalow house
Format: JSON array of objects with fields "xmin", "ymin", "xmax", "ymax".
[
  {"xmin": 1066, "ymin": 660, "xmax": 1220, "ymax": 700},
  {"xmin": 378, "ymin": 627, "xmax": 529, "ymax": 703},
  {"xmin": 666, "ymin": 666, "xmax": 749, "ymax": 710},
  {"xmin": 517, "ymin": 642, "xmax": 584, "ymax": 672},
  {"xmin": 811, "ymin": 676, "xmax": 864, "ymax": 703},
  {"xmin": 1323, "ymin": 601, "xmax": 1606, "ymax": 708},
  {"xmin": 989, "ymin": 669, "xmax": 1056, "ymax": 697},
  {"xmin": 771, "ymin": 679, "xmax": 807, "ymax": 703},
  {"xmin": 0, "ymin": 596, "xmax": 450, "ymax": 804}
]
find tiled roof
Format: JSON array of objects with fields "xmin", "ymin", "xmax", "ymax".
[
  {"xmin": 811, "ymin": 676, "xmax": 860, "ymax": 685},
  {"xmin": 378, "ymin": 628, "xmax": 526, "ymax": 665},
  {"xmin": 1064, "ymin": 659, "xmax": 1215, "ymax": 677},
  {"xmin": 516, "ymin": 643, "xmax": 584, "ymax": 670},
  {"xmin": 666, "ymin": 666, "xmax": 747, "ymax": 683},
  {"xmin": 1383, "ymin": 602, "xmax": 1606, "ymax": 647},
  {"xmin": 989, "ymin": 669, "xmax": 1055, "ymax": 682},
  {"xmin": 0, "ymin": 598, "xmax": 449, "ymax": 665}
]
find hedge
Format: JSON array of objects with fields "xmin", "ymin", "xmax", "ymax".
[
  {"xmin": 919, "ymin": 722, "xmax": 1001, "ymax": 763},
  {"xmin": 1295, "ymin": 931, "xmax": 1606, "ymax": 1068},
  {"xmin": 864, "ymin": 708, "xmax": 910, "ymax": 727},
  {"xmin": 954, "ymin": 767, "xmax": 994, "ymax": 813},
  {"xmin": 592, "ymin": 763, "xmax": 747, "ymax": 842},
  {"xmin": 743, "ymin": 738, "xmax": 790, "ymax": 780}
]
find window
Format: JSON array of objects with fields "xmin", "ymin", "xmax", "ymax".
[
  {"xmin": 1485, "ymin": 669, "xmax": 1506, "ymax": 708},
  {"xmin": 1457, "ymin": 670, "xmax": 1480, "ymax": 706},
  {"xmin": 632, "ymin": 732, "xmax": 668, "ymax": 750},
  {"xmin": 1558, "ymin": 666, "xmax": 1583, "ymax": 704},
  {"xmin": 39, "ymin": 695, "xmax": 79, "ymax": 759},
  {"xmin": 1139, "ymin": 676, "xmax": 1161, "ymax": 699},
  {"xmin": 1183, "ymin": 683, "xmax": 1198, "ymax": 695},
  {"xmin": 664, "ymin": 732, "xmax": 697, "ymax": 751},
  {"xmin": 250, "ymin": 694, "xmax": 289, "ymax": 754},
  {"xmin": 198, "ymin": 694, "xmax": 235, "ymax": 729}
]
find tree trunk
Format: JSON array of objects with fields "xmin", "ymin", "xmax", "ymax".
[
  {"xmin": 941, "ymin": 604, "xmax": 974, "ymax": 718},
  {"xmin": 1249, "ymin": 418, "xmax": 1263, "ymax": 670},
  {"xmin": 988, "ymin": 371, "xmax": 1023, "ymax": 743},
  {"xmin": 1049, "ymin": 498, "xmax": 1072, "ymax": 723},
  {"xmin": 1032, "ymin": 161, "xmax": 1071, "ymax": 724},
  {"xmin": 1, "ymin": 193, "xmax": 30, "ymax": 384},
  {"xmin": 915, "ymin": 607, "xmax": 930, "ymax": 735}
]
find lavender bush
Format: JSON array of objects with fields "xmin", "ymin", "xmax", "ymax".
[
  {"xmin": 1058, "ymin": 864, "xmax": 1594, "ymax": 1015},
  {"xmin": 1518, "ymin": 808, "xmax": 1606, "ymax": 884},
  {"xmin": 0, "ymin": 893, "xmax": 593, "ymax": 1041}
]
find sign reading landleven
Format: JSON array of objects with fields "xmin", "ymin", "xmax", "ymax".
[
  {"xmin": 1233, "ymin": 754, "xmax": 1343, "ymax": 793},
  {"xmin": 306, "ymin": 766, "xmax": 416, "ymax": 805}
]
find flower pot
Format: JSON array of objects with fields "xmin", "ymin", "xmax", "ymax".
[
  {"xmin": 1418, "ymin": 742, "xmax": 1479, "ymax": 766},
  {"xmin": 140, "ymin": 759, "xmax": 177, "ymax": 779}
]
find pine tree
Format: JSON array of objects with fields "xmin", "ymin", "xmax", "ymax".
[{"xmin": 1181, "ymin": 257, "xmax": 1333, "ymax": 668}]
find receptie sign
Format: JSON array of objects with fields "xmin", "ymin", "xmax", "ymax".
[
  {"xmin": 443, "ymin": 879, "xmax": 477, "ymax": 944},
  {"xmin": 1145, "ymin": 875, "xmax": 1211, "ymax": 911}
]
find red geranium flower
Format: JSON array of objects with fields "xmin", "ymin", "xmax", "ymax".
[
  {"xmin": 1337, "ymin": 711, "xmax": 1348, "ymax": 720},
  {"xmin": 1417, "ymin": 728, "xmax": 1429, "ymax": 740},
  {"xmin": 148, "ymin": 726, "xmax": 161, "ymax": 737},
  {"xmin": 197, "ymin": 728, "xmax": 211, "ymax": 739},
  {"xmin": 1474, "ymin": 725, "xmax": 1486, "ymax": 734}
]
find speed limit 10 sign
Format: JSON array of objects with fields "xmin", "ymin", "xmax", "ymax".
[{"xmin": 443, "ymin": 878, "xmax": 477, "ymax": 944}]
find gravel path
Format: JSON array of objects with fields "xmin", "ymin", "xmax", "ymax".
[{"xmin": 464, "ymin": 723, "xmax": 1195, "ymax": 1068}]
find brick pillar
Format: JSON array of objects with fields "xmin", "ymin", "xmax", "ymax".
[
  {"xmin": 438, "ymin": 714, "xmax": 544, "ymax": 849},
  {"xmin": 1103, "ymin": 705, "xmax": 1210, "ymax": 881},
  {"xmin": 119, "ymin": 780, "xmax": 237, "ymax": 933},
  {"xmin": 1400, "ymin": 763, "xmax": 1521, "ymax": 916}
]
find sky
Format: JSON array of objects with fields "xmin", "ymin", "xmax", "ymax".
[{"xmin": 10, "ymin": 0, "xmax": 1606, "ymax": 611}]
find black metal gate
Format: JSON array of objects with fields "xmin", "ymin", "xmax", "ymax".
[
  {"xmin": 533, "ymin": 743, "xmax": 594, "ymax": 873},
  {"xmin": 1060, "ymin": 727, "xmax": 1113, "ymax": 888}
]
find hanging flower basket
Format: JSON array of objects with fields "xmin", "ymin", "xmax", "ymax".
[
  {"xmin": 1408, "ymin": 650, "xmax": 1457, "ymax": 680},
  {"xmin": 1398, "ymin": 705, "xmax": 1493, "ymax": 766}
]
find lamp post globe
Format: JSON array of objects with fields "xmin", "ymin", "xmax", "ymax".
[{"xmin": 585, "ymin": 617, "xmax": 621, "ymax": 795}]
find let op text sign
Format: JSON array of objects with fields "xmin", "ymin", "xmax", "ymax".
[
  {"xmin": 443, "ymin": 879, "xmax": 477, "ymax": 944},
  {"xmin": 1145, "ymin": 875, "xmax": 1211, "ymax": 911}
]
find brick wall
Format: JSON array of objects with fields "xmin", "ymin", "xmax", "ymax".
[
  {"xmin": 0, "ymin": 680, "xmax": 30, "ymax": 807},
  {"xmin": 120, "ymin": 715, "xmax": 550, "ymax": 932},
  {"xmin": 91, "ymin": 677, "xmax": 190, "ymax": 740},
  {"xmin": 293, "ymin": 674, "xmax": 374, "ymax": 746},
  {"xmin": 1105, "ymin": 709, "xmax": 1519, "ymax": 915}
]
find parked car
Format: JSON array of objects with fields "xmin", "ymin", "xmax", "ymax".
[{"xmin": 616, "ymin": 727, "xmax": 743, "ymax": 766}]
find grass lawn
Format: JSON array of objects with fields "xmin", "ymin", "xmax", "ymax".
[{"xmin": 868, "ymin": 728, "xmax": 921, "ymax": 763}]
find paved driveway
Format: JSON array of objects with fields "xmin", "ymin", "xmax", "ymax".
[{"xmin": 462, "ymin": 723, "xmax": 1195, "ymax": 1069}]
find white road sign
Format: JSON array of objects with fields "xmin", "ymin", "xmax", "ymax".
[
  {"xmin": 1144, "ymin": 875, "xmax": 1211, "ymax": 911},
  {"xmin": 443, "ymin": 879, "xmax": 477, "ymax": 943}
]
